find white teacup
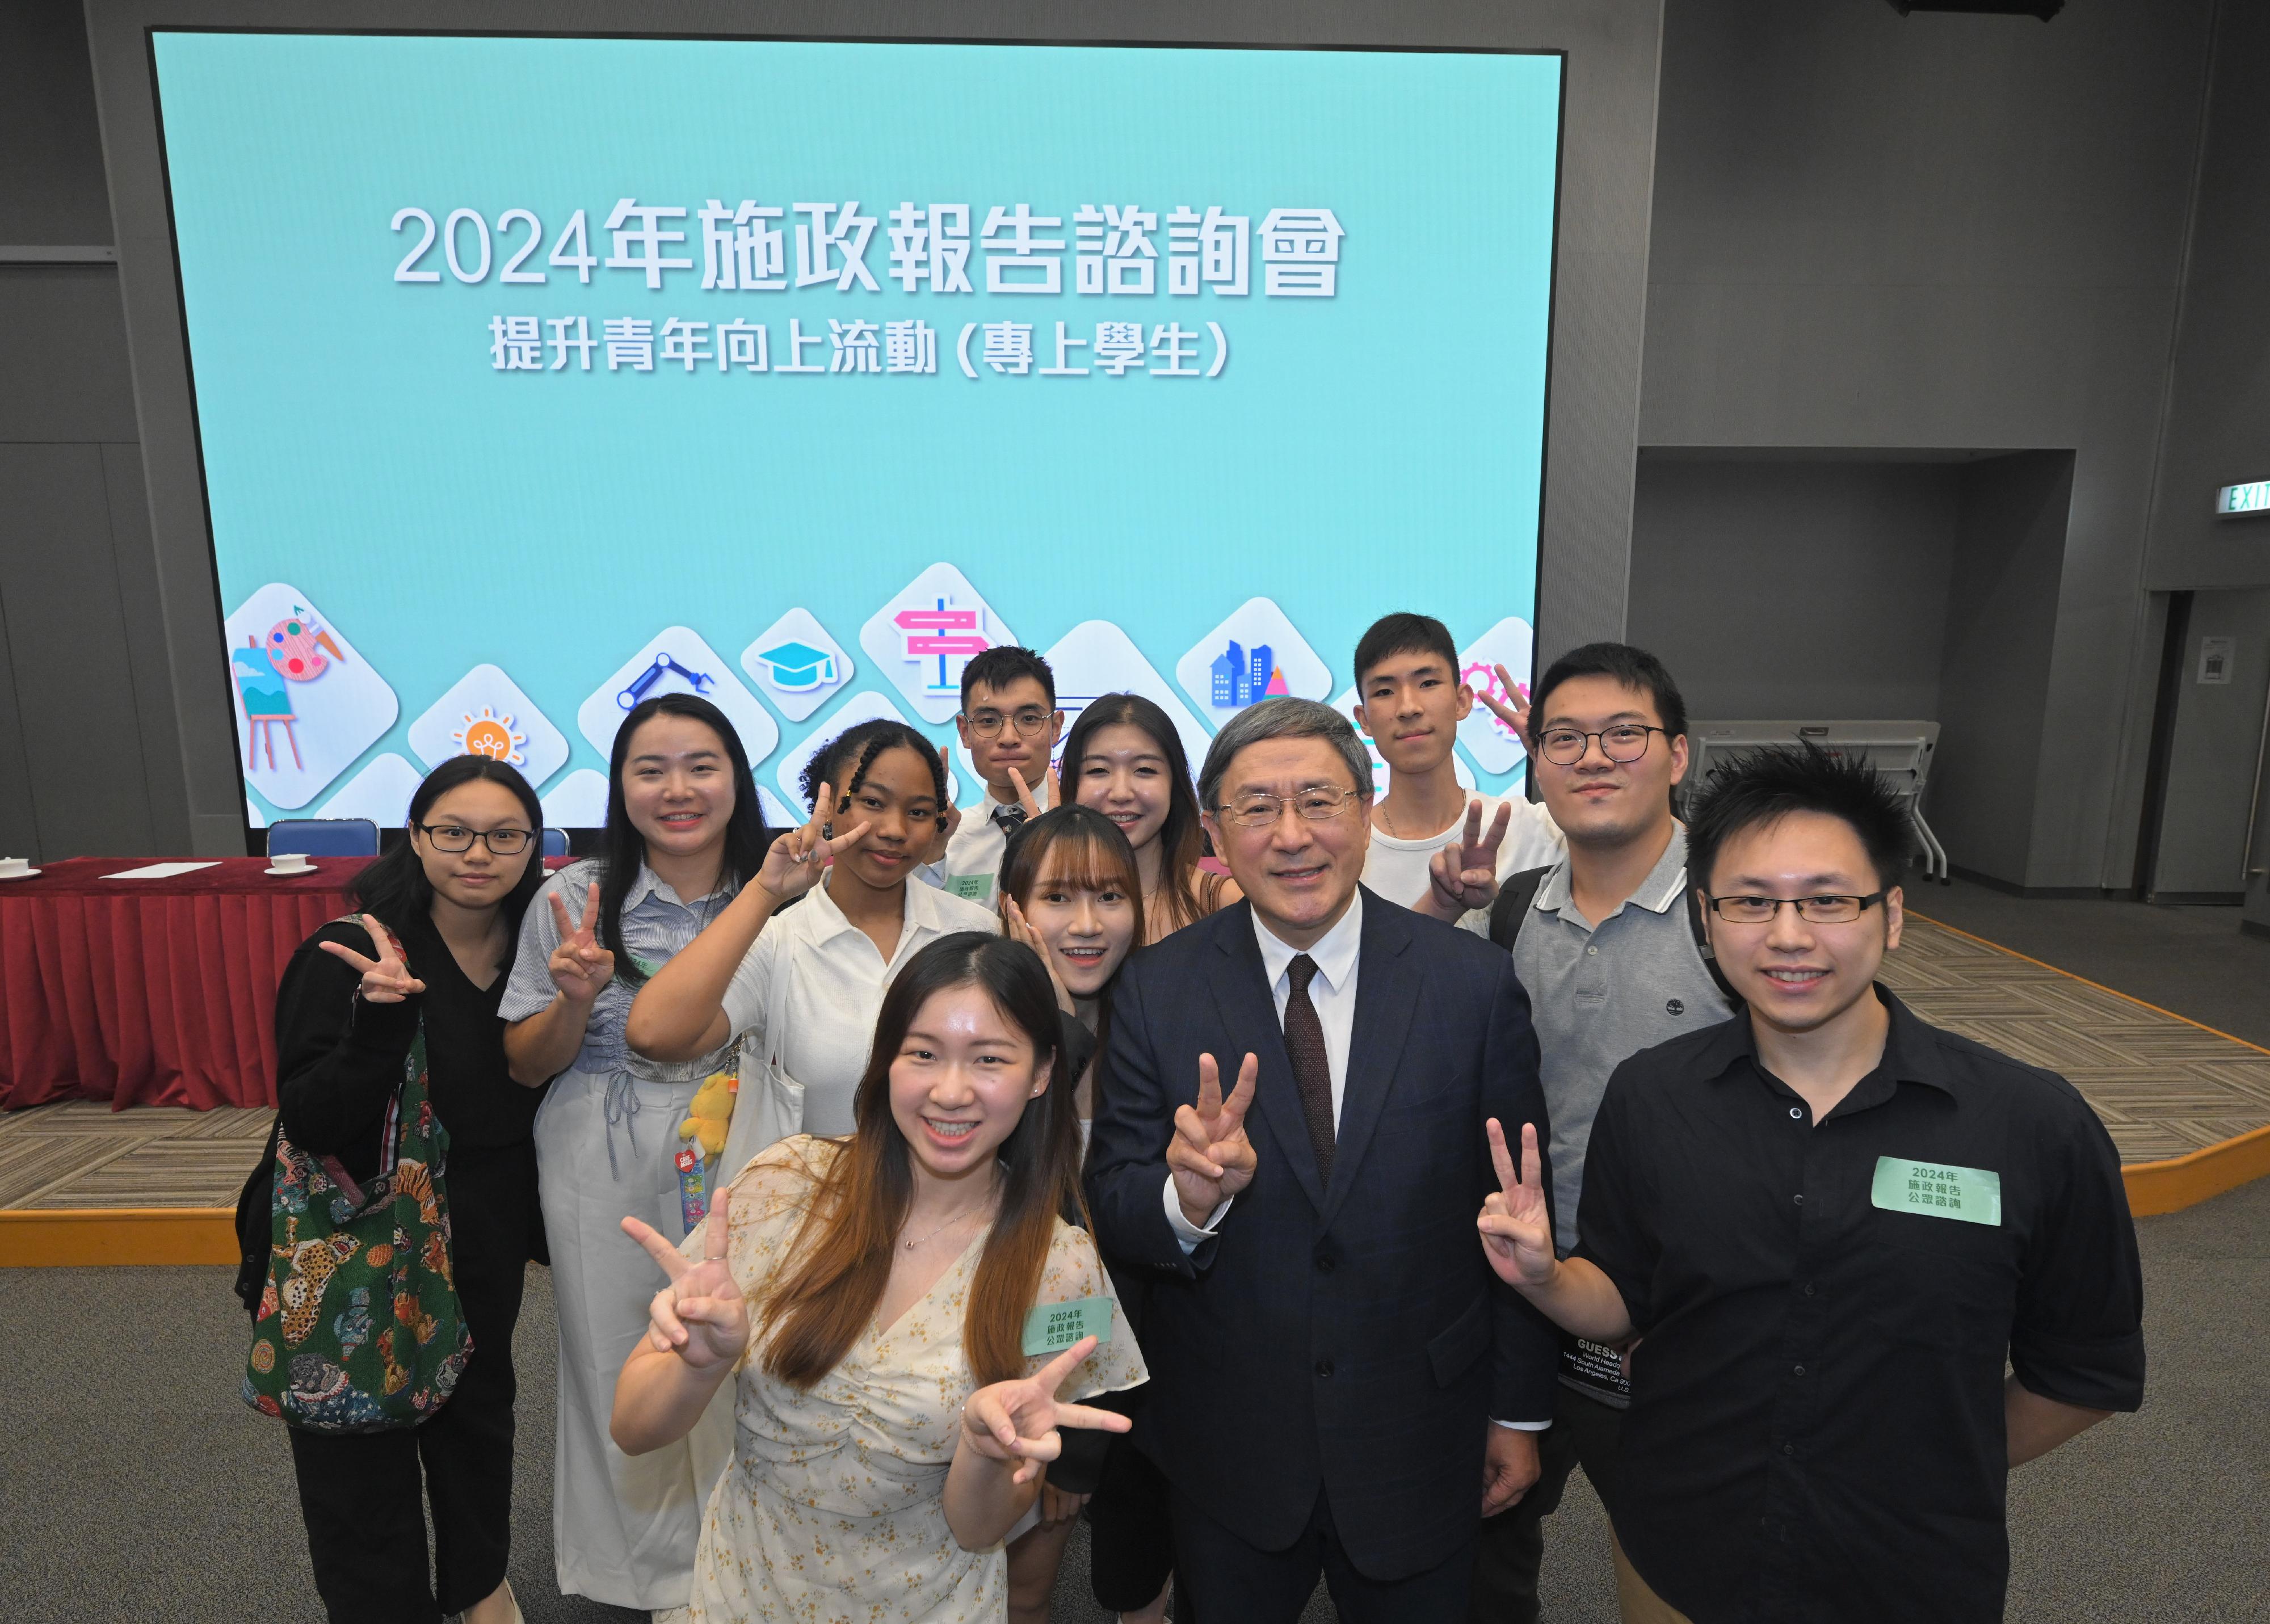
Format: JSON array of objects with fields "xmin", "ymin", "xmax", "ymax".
[
  {"xmin": 0, "ymin": 856, "xmax": 31, "ymax": 876},
  {"xmin": 271, "ymin": 853, "xmax": 314, "ymax": 873}
]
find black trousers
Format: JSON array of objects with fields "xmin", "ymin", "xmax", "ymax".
[
  {"xmin": 1173, "ymin": 1482, "xmax": 1474, "ymax": 1624},
  {"xmin": 1085, "ymin": 1436, "xmax": 1178, "ymax": 1613},
  {"xmin": 1469, "ymin": 1384, "xmax": 1625, "ymax": 1624},
  {"xmin": 288, "ymin": 1143, "xmax": 543, "ymax": 1624}
]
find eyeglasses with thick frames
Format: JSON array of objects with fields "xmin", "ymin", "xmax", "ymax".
[
  {"xmin": 1535, "ymin": 724, "xmax": 1668, "ymax": 766},
  {"xmin": 1703, "ymin": 892, "xmax": 1886, "ymax": 925},
  {"xmin": 416, "ymin": 822, "xmax": 535, "ymax": 856},
  {"xmin": 1216, "ymin": 786, "xmax": 1364, "ymax": 829},
  {"xmin": 962, "ymin": 708, "xmax": 1053, "ymax": 739}
]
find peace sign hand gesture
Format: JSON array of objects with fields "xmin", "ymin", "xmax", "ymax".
[
  {"xmin": 1426, "ymin": 797, "xmax": 1512, "ymax": 915},
  {"xmin": 1477, "ymin": 1119, "xmax": 1558, "ymax": 1289},
  {"xmin": 960, "ymin": 1335, "xmax": 1133, "ymax": 1486},
  {"xmin": 756, "ymin": 805, "xmax": 872, "ymax": 904},
  {"xmin": 1007, "ymin": 763, "xmax": 1060, "ymax": 822},
  {"xmin": 1167, "ymin": 1053, "xmax": 1259, "ymax": 1228},
  {"xmin": 1003, "ymin": 895, "xmax": 1075, "ymax": 1015},
  {"xmin": 621, "ymin": 1184, "xmax": 747, "ymax": 1371},
  {"xmin": 1475, "ymin": 663, "xmax": 1533, "ymax": 741},
  {"xmin": 319, "ymin": 914, "xmax": 426, "ymax": 1003},
  {"xmin": 547, "ymin": 882, "xmax": 616, "ymax": 1004},
  {"xmin": 925, "ymin": 801, "xmax": 962, "ymax": 866}
]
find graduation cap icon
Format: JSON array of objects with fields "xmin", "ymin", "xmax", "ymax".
[{"xmin": 752, "ymin": 640, "xmax": 838, "ymax": 692}]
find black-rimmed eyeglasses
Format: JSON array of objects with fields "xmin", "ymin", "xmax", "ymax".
[
  {"xmin": 416, "ymin": 823, "xmax": 535, "ymax": 856},
  {"xmin": 1702, "ymin": 893, "xmax": 1886, "ymax": 925},
  {"xmin": 1535, "ymin": 724, "xmax": 1668, "ymax": 766}
]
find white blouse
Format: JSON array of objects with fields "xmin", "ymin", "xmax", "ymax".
[{"xmin": 719, "ymin": 873, "xmax": 1001, "ymax": 1134}]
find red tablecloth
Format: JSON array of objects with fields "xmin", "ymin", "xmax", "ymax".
[
  {"xmin": 0, "ymin": 855, "xmax": 574, "ymax": 1110},
  {"xmin": 0, "ymin": 856, "xmax": 372, "ymax": 1110}
]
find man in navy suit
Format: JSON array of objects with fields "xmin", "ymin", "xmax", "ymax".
[{"xmin": 1086, "ymin": 696, "xmax": 1557, "ymax": 1622}]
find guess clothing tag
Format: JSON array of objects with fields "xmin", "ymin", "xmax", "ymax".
[{"xmin": 1870, "ymin": 1156, "xmax": 2002, "ymax": 1226}]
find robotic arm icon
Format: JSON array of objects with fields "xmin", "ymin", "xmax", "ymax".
[{"xmin": 617, "ymin": 653, "xmax": 717, "ymax": 709}]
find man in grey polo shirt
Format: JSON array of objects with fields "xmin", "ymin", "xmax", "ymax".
[{"xmin": 1448, "ymin": 643, "xmax": 1732, "ymax": 1624}]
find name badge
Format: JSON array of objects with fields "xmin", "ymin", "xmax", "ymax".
[
  {"xmin": 945, "ymin": 872, "xmax": 993, "ymax": 902},
  {"xmin": 1870, "ymin": 1156, "xmax": 2002, "ymax": 1226},
  {"xmin": 1020, "ymin": 1295, "xmax": 1113, "ymax": 1357}
]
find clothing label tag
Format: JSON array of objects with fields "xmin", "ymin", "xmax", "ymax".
[
  {"xmin": 945, "ymin": 872, "xmax": 994, "ymax": 902},
  {"xmin": 675, "ymin": 1145, "xmax": 708, "ymax": 1230},
  {"xmin": 1870, "ymin": 1156, "xmax": 2001, "ymax": 1226},
  {"xmin": 1020, "ymin": 1295, "xmax": 1113, "ymax": 1357}
]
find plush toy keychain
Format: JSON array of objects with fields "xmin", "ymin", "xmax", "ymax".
[{"xmin": 674, "ymin": 1068, "xmax": 738, "ymax": 1227}]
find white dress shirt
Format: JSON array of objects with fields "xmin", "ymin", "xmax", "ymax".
[
  {"xmin": 920, "ymin": 781, "xmax": 1048, "ymax": 907},
  {"xmin": 1160, "ymin": 889, "xmax": 1548, "ymax": 1429},
  {"xmin": 1163, "ymin": 891, "xmax": 1365, "ymax": 1246}
]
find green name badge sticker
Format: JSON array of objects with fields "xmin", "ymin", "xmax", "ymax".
[
  {"xmin": 945, "ymin": 872, "xmax": 994, "ymax": 902},
  {"xmin": 1870, "ymin": 1156, "xmax": 2002, "ymax": 1226},
  {"xmin": 1020, "ymin": 1295, "xmax": 1114, "ymax": 1358}
]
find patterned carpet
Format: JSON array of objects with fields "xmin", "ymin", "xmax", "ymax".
[
  {"xmin": 0, "ymin": 913, "xmax": 2264, "ymax": 1210},
  {"xmin": 1884, "ymin": 914, "xmax": 2270, "ymax": 1165},
  {"xmin": 0, "ymin": 1101, "xmax": 271, "ymax": 1210}
]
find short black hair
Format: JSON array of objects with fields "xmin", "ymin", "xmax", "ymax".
[
  {"xmin": 1352, "ymin": 613, "xmax": 1459, "ymax": 691},
  {"xmin": 1687, "ymin": 743, "xmax": 1913, "ymax": 894},
  {"xmin": 960, "ymin": 646, "xmax": 1056, "ymax": 708},
  {"xmin": 1528, "ymin": 642, "xmax": 1687, "ymax": 743}
]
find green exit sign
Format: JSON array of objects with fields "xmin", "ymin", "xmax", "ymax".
[{"xmin": 2217, "ymin": 480, "xmax": 2270, "ymax": 516}]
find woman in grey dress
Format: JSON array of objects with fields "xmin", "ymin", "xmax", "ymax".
[{"xmin": 500, "ymin": 694, "xmax": 774, "ymax": 1619}]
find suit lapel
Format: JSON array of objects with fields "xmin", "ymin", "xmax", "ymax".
[
  {"xmin": 1319, "ymin": 891, "xmax": 1420, "ymax": 1228},
  {"xmin": 1207, "ymin": 904, "xmax": 1329, "ymax": 1214}
]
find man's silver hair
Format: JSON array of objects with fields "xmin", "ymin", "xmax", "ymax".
[{"xmin": 1196, "ymin": 697, "xmax": 1374, "ymax": 810}]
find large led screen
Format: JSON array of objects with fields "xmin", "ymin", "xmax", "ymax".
[{"xmin": 151, "ymin": 31, "xmax": 1563, "ymax": 828}]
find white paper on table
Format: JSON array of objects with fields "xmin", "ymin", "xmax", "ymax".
[{"xmin": 100, "ymin": 861, "xmax": 224, "ymax": 880}]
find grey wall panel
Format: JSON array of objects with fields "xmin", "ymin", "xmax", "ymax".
[
  {"xmin": 84, "ymin": 0, "xmax": 1666, "ymax": 851},
  {"xmin": 101, "ymin": 439, "xmax": 196, "ymax": 849},
  {"xmin": 1933, "ymin": 452, "xmax": 2071, "ymax": 888},
  {"xmin": 0, "ymin": 0, "xmax": 114, "ymax": 242},
  {"xmin": 1626, "ymin": 456, "xmax": 1960, "ymax": 720},
  {"xmin": 2151, "ymin": 588, "xmax": 2270, "ymax": 897},
  {"xmin": 0, "ymin": 442, "xmax": 157, "ymax": 858},
  {"xmin": 2146, "ymin": 2, "xmax": 2270, "ymax": 593},
  {"xmin": 1641, "ymin": 0, "xmax": 2215, "ymax": 889},
  {"xmin": 0, "ymin": 270, "xmax": 140, "ymax": 443},
  {"xmin": 0, "ymin": 589, "xmax": 39, "ymax": 862}
]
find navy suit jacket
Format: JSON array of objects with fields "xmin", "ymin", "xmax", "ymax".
[{"xmin": 1084, "ymin": 890, "xmax": 1556, "ymax": 1579}]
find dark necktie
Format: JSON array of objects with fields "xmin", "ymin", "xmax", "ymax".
[
  {"xmin": 1284, "ymin": 954, "xmax": 1335, "ymax": 1184},
  {"xmin": 992, "ymin": 802, "xmax": 1027, "ymax": 838}
]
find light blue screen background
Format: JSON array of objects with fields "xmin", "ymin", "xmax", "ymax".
[{"xmin": 152, "ymin": 31, "xmax": 1562, "ymax": 824}]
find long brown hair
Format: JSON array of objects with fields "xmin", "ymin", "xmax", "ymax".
[
  {"xmin": 755, "ymin": 933, "xmax": 1082, "ymax": 1388},
  {"xmin": 1061, "ymin": 692, "xmax": 1212, "ymax": 933}
]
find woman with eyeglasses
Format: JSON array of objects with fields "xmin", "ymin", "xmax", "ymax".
[
  {"xmin": 499, "ymin": 693, "xmax": 775, "ymax": 1619},
  {"xmin": 243, "ymin": 754, "xmax": 548, "ymax": 1624}
]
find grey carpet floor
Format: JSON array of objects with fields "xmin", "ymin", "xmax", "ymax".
[
  {"xmin": 3, "ymin": 1176, "xmax": 2263, "ymax": 1624},
  {"xmin": 1917, "ymin": 875, "xmax": 2270, "ymax": 1051}
]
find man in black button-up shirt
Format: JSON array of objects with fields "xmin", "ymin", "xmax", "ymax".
[{"xmin": 1477, "ymin": 746, "xmax": 2145, "ymax": 1624}]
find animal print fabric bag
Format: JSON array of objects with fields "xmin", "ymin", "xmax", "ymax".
[{"xmin": 241, "ymin": 923, "xmax": 471, "ymax": 1433}]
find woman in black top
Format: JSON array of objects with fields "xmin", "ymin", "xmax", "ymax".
[{"xmin": 259, "ymin": 755, "xmax": 547, "ymax": 1624}]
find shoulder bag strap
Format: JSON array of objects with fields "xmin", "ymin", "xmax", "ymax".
[{"xmin": 1488, "ymin": 865, "xmax": 1554, "ymax": 951}]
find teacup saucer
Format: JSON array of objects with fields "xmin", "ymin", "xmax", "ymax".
[
  {"xmin": 264, "ymin": 864, "xmax": 318, "ymax": 877},
  {"xmin": 0, "ymin": 866, "xmax": 40, "ymax": 881}
]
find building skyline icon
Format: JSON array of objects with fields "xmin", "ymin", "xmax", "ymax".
[{"xmin": 1208, "ymin": 638, "xmax": 1286, "ymax": 708}]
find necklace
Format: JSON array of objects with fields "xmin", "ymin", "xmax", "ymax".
[{"xmin": 900, "ymin": 1196, "xmax": 992, "ymax": 1251}]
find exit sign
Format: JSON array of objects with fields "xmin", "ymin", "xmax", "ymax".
[{"xmin": 2217, "ymin": 480, "xmax": 2270, "ymax": 515}]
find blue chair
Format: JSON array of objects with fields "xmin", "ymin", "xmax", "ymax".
[
  {"xmin": 540, "ymin": 827, "xmax": 570, "ymax": 858},
  {"xmin": 267, "ymin": 818, "xmax": 380, "ymax": 858}
]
